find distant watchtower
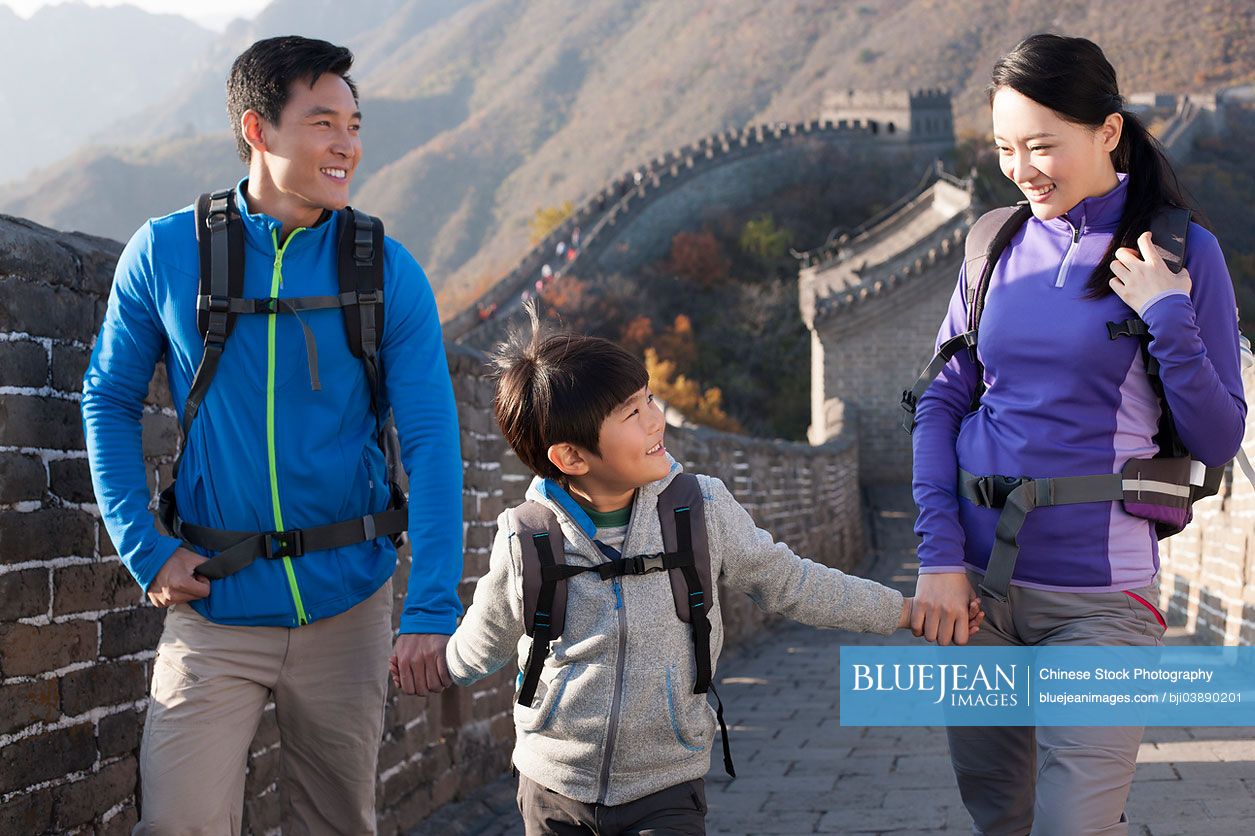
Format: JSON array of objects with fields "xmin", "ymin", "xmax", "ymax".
[{"xmin": 822, "ymin": 89, "xmax": 954, "ymax": 148}]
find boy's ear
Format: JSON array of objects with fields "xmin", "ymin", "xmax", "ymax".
[{"xmin": 547, "ymin": 442, "xmax": 590, "ymax": 478}]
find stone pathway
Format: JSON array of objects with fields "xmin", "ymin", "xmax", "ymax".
[{"xmin": 409, "ymin": 486, "xmax": 1255, "ymax": 835}]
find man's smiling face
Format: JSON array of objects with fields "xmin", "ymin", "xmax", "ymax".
[{"xmin": 256, "ymin": 71, "xmax": 362, "ymax": 213}]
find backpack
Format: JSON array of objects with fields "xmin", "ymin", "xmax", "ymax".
[
  {"xmin": 156, "ymin": 189, "xmax": 408, "ymax": 581},
  {"xmin": 511, "ymin": 473, "xmax": 735, "ymax": 776},
  {"xmin": 900, "ymin": 202, "xmax": 1253, "ymax": 601}
]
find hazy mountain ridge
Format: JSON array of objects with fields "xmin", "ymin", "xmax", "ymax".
[
  {"xmin": 2, "ymin": 0, "xmax": 1251, "ymax": 317},
  {"xmin": 0, "ymin": 2, "xmax": 215, "ymax": 181}
]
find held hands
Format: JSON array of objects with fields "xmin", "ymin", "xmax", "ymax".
[
  {"xmin": 390, "ymin": 634, "xmax": 454, "ymax": 697},
  {"xmin": 1108, "ymin": 231, "xmax": 1192, "ymax": 315},
  {"xmin": 908, "ymin": 572, "xmax": 984, "ymax": 646},
  {"xmin": 147, "ymin": 547, "xmax": 211, "ymax": 607}
]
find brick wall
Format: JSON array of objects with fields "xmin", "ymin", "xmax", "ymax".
[
  {"xmin": 1155, "ymin": 367, "xmax": 1255, "ymax": 645},
  {"xmin": 809, "ymin": 246, "xmax": 962, "ymax": 484},
  {"xmin": 0, "ymin": 214, "xmax": 864, "ymax": 834}
]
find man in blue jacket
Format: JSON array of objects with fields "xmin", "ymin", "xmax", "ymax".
[{"xmin": 81, "ymin": 36, "xmax": 463, "ymax": 833}]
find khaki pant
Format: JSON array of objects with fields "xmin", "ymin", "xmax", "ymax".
[
  {"xmin": 948, "ymin": 573, "xmax": 1167, "ymax": 836},
  {"xmin": 517, "ymin": 774, "xmax": 707, "ymax": 836},
  {"xmin": 135, "ymin": 581, "xmax": 394, "ymax": 836}
]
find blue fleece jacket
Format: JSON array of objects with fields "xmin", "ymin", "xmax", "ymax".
[
  {"xmin": 82, "ymin": 180, "xmax": 464, "ymax": 632},
  {"xmin": 913, "ymin": 175, "xmax": 1247, "ymax": 591}
]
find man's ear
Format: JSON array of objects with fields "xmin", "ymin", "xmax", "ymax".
[
  {"xmin": 241, "ymin": 109, "xmax": 268, "ymax": 158},
  {"xmin": 547, "ymin": 442, "xmax": 590, "ymax": 478}
]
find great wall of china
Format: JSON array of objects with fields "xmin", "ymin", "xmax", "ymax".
[{"xmin": 0, "ymin": 89, "xmax": 1252, "ymax": 832}]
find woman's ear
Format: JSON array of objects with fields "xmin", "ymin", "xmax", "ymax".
[
  {"xmin": 1098, "ymin": 111, "xmax": 1123, "ymax": 154},
  {"xmin": 547, "ymin": 442, "xmax": 590, "ymax": 478}
]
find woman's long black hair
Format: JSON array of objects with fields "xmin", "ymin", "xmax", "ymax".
[{"xmin": 989, "ymin": 33, "xmax": 1203, "ymax": 299}]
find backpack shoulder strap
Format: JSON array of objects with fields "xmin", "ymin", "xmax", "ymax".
[
  {"xmin": 964, "ymin": 203, "xmax": 1032, "ymax": 330},
  {"xmin": 337, "ymin": 206, "xmax": 386, "ymax": 363},
  {"xmin": 899, "ymin": 205, "xmax": 1029, "ymax": 433},
  {"xmin": 194, "ymin": 189, "xmax": 245, "ymax": 340},
  {"xmin": 656, "ymin": 473, "xmax": 713, "ymax": 694},
  {"xmin": 178, "ymin": 189, "xmax": 244, "ymax": 478},
  {"xmin": 1147, "ymin": 206, "xmax": 1191, "ymax": 275},
  {"xmin": 513, "ymin": 500, "xmax": 569, "ymax": 708}
]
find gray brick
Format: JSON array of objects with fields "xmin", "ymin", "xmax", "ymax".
[
  {"xmin": 0, "ymin": 339, "xmax": 49, "ymax": 388},
  {"xmin": 0, "ymin": 451, "xmax": 46, "ymax": 503},
  {"xmin": 0, "ymin": 394, "xmax": 85, "ymax": 450}
]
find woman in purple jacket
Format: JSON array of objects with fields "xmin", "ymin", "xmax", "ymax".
[{"xmin": 909, "ymin": 34, "xmax": 1246, "ymax": 836}]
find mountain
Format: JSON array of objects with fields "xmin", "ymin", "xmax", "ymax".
[
  {"xmin": 2, "ymin": 0, "xmax": 1251, "ymax": 317},
  {"xmin": 0, "ymin": 1, "xmax": 215, "ymax": 182}
]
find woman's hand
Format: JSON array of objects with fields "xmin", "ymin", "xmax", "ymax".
[
  {"xmin": 912, "ymin": 572, "xmax": 981, "ymax": 646},
  {"xmin": 1108, "ymin": 231, "xmax": 1192, "ymax": 315}
]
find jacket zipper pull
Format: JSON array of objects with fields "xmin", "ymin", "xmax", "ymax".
[{"xmin": 1072, "ymin": 225, "xmax": 1081, "ymax": 244}]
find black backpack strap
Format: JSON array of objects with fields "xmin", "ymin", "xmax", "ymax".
[
  {"xmin": 656, "ymin": 474, "xmax": 712, "ymax": 690},
  {"xmin": 900, "ymin": 204, "xmax": 1031, "ymax": 433},
  {"xmin": 514, "ymin": 501, "xmax": 569, "ymax": 708},
  {"xmin": 160, "ymin": 190, "xmax": 245, "ymax": 541},
  {"xmin": 337, "ymin": 207, "xmax": 385, "ymax": 373},
  {"xmin": 178, "ymin": 190, "xmax": 244, "ymax": 478},
  {"xmin": 657, "ymin": 473, "xmax": 734, "ymax": 775},
  {"xmin": 964, "ymin": 204, "xmax": 1032, "ymax": 333},
  {"xmin": 1148, "ymin": 206, "xmax": 1191, "ymax": 275}
]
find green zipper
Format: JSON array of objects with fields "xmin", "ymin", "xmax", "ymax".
[{"xmin": 269, "ymin": 227, "xmax": 309, "ymax": 626}]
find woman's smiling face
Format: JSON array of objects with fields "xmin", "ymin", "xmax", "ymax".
[{"xmin": 991, "ymin": 87, "xmax": 1123, "ymax": 221}]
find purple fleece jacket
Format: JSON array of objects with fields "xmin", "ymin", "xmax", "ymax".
[{"xmin": 912, "ymin": 174, "xmax": 1247, "ymax": 591}]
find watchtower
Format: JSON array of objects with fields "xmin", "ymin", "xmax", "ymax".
[{"xmin": 821, "ymin": 89, "xmax": 954, "ymax": 146}]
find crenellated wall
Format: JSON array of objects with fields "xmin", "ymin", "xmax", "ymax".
[
  {"xmin": 0, "ymin": 214, "xmax": 864, "ymax": 834},
  {"xmin": 799, "ymin": 174, "xmax": 974, "ymax": 482},
  {"xmin": 447, "ymin": 113, "xmax": 955, "ymax": 347}
]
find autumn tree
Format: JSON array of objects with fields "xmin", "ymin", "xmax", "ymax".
[
  {"xmin": 529, "ymin": 201, "xmax": 574, "ymax": 245},
  {"xmin": 645, "ymin": 348, "xmax": 742, "ymax": 434},
  {"xmin": 738, "ymin": 213, "xmax": 793, "ymax": 260},
  {"xmin": 668, "ymin": 230, "xmax": 729, "ymax": 286}
]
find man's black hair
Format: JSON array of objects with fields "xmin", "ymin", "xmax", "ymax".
[
  {"xmin": 227, "ymin": 36, "xmax": 358, "ymax": 164},
  {"xmin": 492, "ymin": 302, "xmax": 650, "ymax": 483}
]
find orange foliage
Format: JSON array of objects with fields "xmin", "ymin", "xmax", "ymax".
[
  {"xmin": 668, "ymin": 231, "xmax": 728, "ymax": 286},
  {"xmin": 620, "ymin": 316, "xmax": 655, "ymax": 354},
  {"xmin": 645, "ymin": 348, "xmax": 742, "ymax": 434}
]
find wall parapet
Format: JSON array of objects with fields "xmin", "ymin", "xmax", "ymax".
[{"xmin": 0, "ymin": 214, "xmax": 866, "ymax": 834}]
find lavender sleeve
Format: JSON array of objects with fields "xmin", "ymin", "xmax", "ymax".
[
  {"xmin": 911, "ymin": 265, "xmax": 980, "ymax": 572},
  {"xmin": 1140, "ymin": 224, "xmax": 1247, "ymax": 466}
]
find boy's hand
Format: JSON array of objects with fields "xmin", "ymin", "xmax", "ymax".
[
  {"xmin": 898, "ymin": 597, "xmax": 913, "ymax": 630},
  {"xmin": 965, "ymin": 597, "xmax": 985, "ymax": 637}
]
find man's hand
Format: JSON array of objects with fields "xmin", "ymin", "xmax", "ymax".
[
  {"xmin": 147, "ymin": 547, "xmax": 211, "ymax": 608},
  {"xmin": 1108, "ymin": 230, "xmax": 1192, "ymax": 314},
  {"xmin": 911, "ymin": 572, "xmax": 980, "ymax": 646},
  {"xmin": 390, "ymin": 633, "xmax": 453, "ymax": 696}
]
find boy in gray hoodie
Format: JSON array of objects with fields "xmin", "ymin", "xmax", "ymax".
[{"xmin": 441, "ymin": 310, "xmax": 980, "ymax": 835}]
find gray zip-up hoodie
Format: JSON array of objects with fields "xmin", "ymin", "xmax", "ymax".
[{"xmin": 446, "ymin": 459, "xmax": 904, "ymax": 806}]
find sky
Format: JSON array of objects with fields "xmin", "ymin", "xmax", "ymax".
[{"xmin": 0, "ymin": 0, "xmax": 271, "ymax": 30}]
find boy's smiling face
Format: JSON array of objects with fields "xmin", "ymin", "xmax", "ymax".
[{"xmin": 551, "ymin": 387, "xmax": 671, "ymax": 507}]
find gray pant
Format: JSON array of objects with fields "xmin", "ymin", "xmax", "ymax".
[
  {"xmin": 948, "ymin": 573, "xmax": 1166, "ymax": 836},
  {"xmin": 517, "ymin": 774, "xmax": 707, "ymax": 836}
]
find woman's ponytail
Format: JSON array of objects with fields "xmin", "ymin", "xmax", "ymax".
[{"xmin": 1088, "ymin": 110, "xmax": 1200, "ymax": 298}]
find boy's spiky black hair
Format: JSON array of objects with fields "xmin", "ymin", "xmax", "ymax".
[{"xmin": 491, "ymin": 302, "xmax": 649, "ymax": 482}]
